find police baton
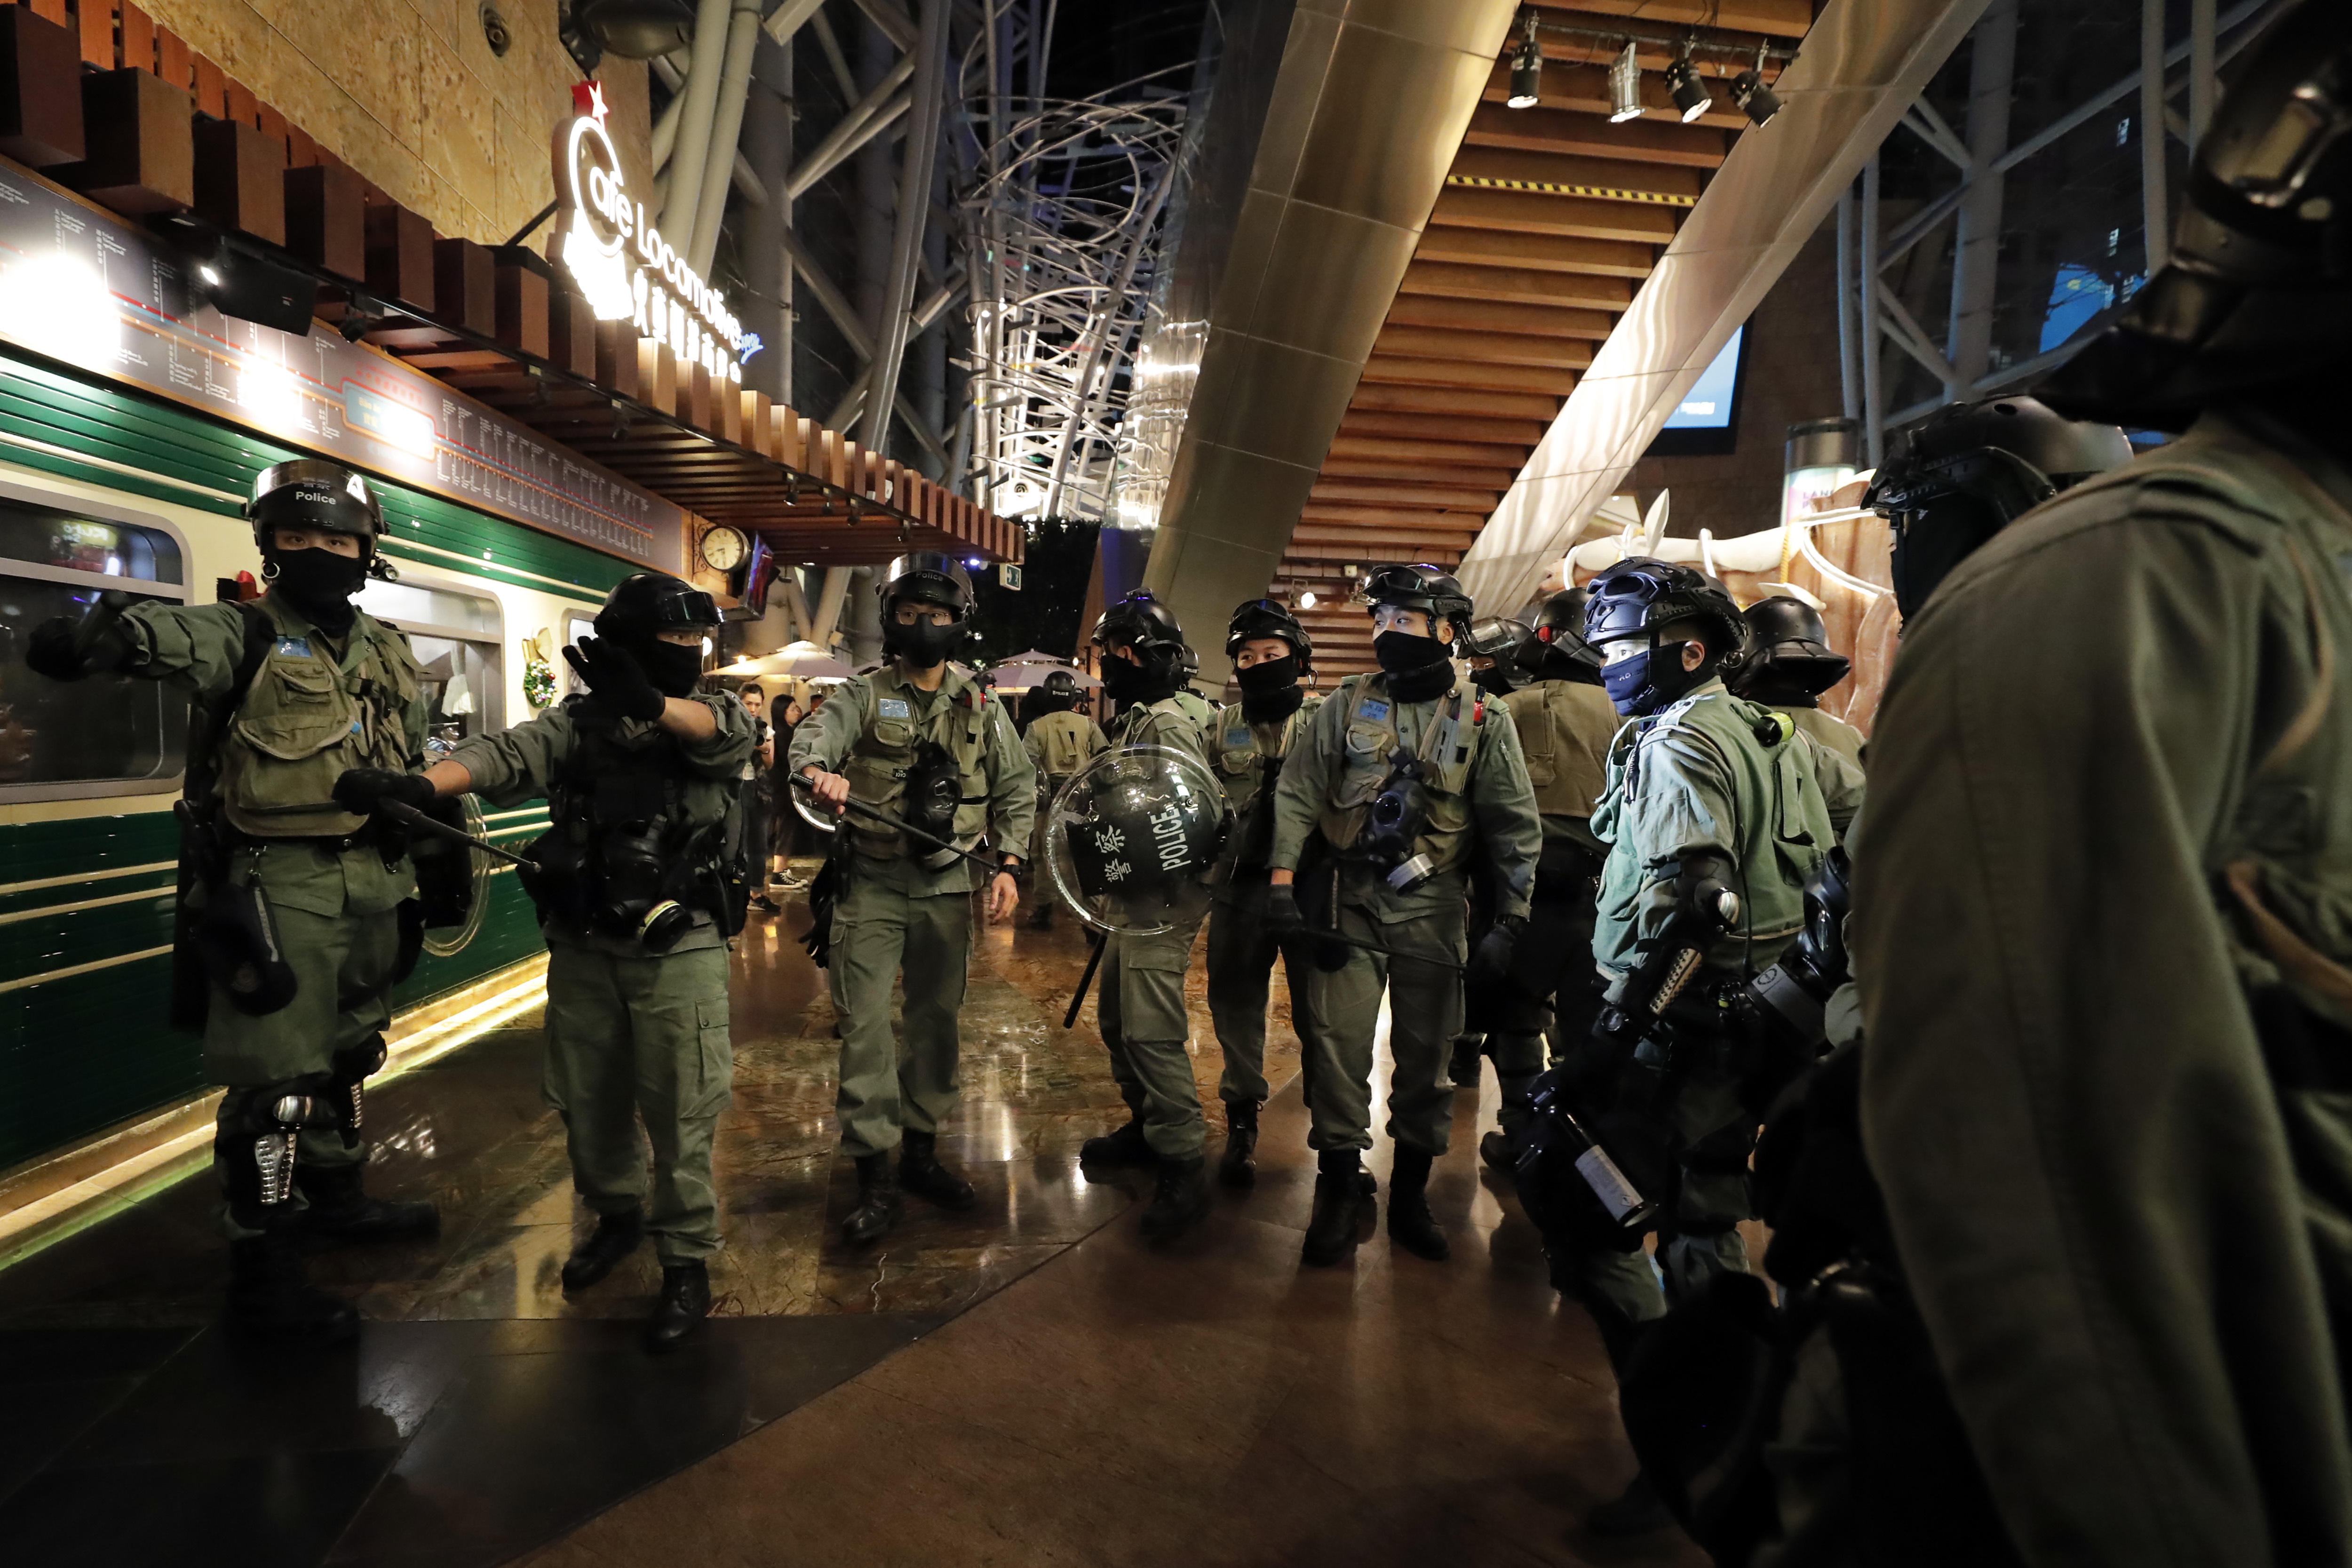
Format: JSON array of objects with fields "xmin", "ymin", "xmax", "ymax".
[
  {"xmin": 787, "ymin": 771, "xmax": 1003, "ymax": 876},
  {"xmin": 1064, "ymin": 931, "xmax": 1106, "ymax": 1029},
  {"xmin": 373, "ymin": 798, "xmax": 532, "ymax": 868}
]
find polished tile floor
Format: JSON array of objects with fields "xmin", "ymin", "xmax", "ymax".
[{"xmin": 0, "ymin": 888, "xmax": 1691, "ymax": 1567}]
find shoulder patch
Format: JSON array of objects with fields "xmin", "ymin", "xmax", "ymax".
[
  {"xmin": 273, "ymin": 636, "xmax": 312, "ymax": 659},
  {"xmin": 878, "ymin": 697, "xmax": 911, "ymax": 719}
]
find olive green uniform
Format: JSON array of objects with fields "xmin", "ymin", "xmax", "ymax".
[
  {"xmin": 787, "ymin": 664, "xmax": 1035, "ymax": 1159},
  {"xmin": 1022, "ymin": 708, "xmax": 1106, "ymax": 879},
  {"xmin": 116, "ymin": 594, "xmax": 425, "ymax": 1233},
  {"xmin": 1772, "ymin": 703, "xmax": 1867, "ymax": 772},
  {"xmin": 1270, "ymin": 673, "xmax": 1541, "ymax": 1156},
  {"xmin": 1488, "ymin": 676, "xmax": 1622, "ymax": 1131},
  {"xmin": 1096, "ymin": 694, "xmax": 1216, "ymax": 1160},
  {"xmin": 1858, "ymin": 410, "xmax": 2352, "ymax": 1563},
  {"xmin": 450, "ymin": 693, "xmax": 754, "ymax": 1264},
  {"xmin": 1580, "ymin": 677, "xmax": 1863, "ymax": 1321},
  {"xmin": 1204, "ymin": 695, "xmax": 1322, "ymax": 1108}
]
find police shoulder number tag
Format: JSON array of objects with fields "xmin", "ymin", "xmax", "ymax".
[
  {"xmin": 1225, "ymin": 726, "xmax": 1249, "ymax": 749},
  {"xmin": 274, "ymin": 636, "xmax": 312, "ymax": 659},
  {"xmin": 1359, "ymin": 699, "xmax": 1391, "ymax": 722},
  {"xmin": 878, "ymin": 697, "xmax": 911, "ymax": 719}
]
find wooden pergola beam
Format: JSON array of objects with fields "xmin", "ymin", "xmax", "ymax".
[
  {"xmin": 1383, "ymin": 293, "xmax": 1617, "ymax": 339},
  {"xmin": 1373, "ymin": 325, "xmax": 1597, "ymax": 371},
  {"xmin": 1410, "ymin": 230, "xmax": 1658, "ymax": 277}
]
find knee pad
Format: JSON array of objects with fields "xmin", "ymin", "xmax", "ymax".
[{"xmin": 223, "ymin": 1081, "xmax": 343, "ymax": 1210}]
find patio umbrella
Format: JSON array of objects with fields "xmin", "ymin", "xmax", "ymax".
[
  {"xmin": 714, "ymin": 640, "xmax": 854, "ymax": 683},
  {"xmin": 984, "ymin": 654, "xmax": 1097, "ymax": 690}
]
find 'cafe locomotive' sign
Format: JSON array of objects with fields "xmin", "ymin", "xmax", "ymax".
[{"xmin": 554, "ymin": 81, "xmax": 751, "ymax": 387}]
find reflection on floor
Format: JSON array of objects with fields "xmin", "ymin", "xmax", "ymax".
[{"xmin": 0, "ymin": 891, "xmax": 1689, "ymax": 1567}]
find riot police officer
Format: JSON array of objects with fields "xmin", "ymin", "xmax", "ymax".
[
  {"xmin": 29, "ymin": 460, "xmax": 438, "ymax": 1341},
  {"xmin": 1267, "ymin": 565, "xmax": 1542, "ymax": 1266},
  {"xmin": 1020, "ymin": 668, "xmax": 1105, "ymax": 928},
  {"xmin": 1074, "ymin": 590, "xmax": 1220, "ymax": 1242},
  {"xmin": 1726, "ymin": 597, "xmax": 1867, "ymax": 770},
  {"xmin": 1448, "ymin": 614, "xmax": 1537, "ymax": 1088},
  {"xmin": 1858, "ymin": 6, "xmax": 2352, "ymax": 1554},
  {"xmin": 1461, "ymin": 591, "xmax": 1624, "ymax": 1169},
  {"xmin": 336, "ymin": 572, "xmax": 753, "ymax": 1351},
  {"xmin": 1202, "ymin": 598, "xmax": 1323, "ymax": 1187},
  {"xmin": 789, "ymin": 555, "xmax": 1035, "ymax": 1244}
]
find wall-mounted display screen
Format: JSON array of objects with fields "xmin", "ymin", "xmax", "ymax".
[{"xmin": 1645, "ymin": 326, "xmax": 1748, "ymax": 458}]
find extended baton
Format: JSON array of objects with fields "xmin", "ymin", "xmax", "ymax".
[
  {"xmin": 1064, "ymin": 930, "xmax": 1107, "ymax": 1029},
  {"xmin": 375, "ymin": 797, "xmax": 532, "ymax": 868},
  {"xmin": 787, "ymin": 772, "xmax": 1003, "ymax": 876}
]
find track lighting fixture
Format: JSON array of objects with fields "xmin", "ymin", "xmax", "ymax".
[
  {"xmin": 1665, "ymin": 44, "xmax": 1713, "ymax": 124},
  {"xmin": 1731, "ymin": 44, "xmax": 1781, "ymax": 127},
  {"xmin": 1608, "ymin": 40, "xmax": 1643, "ymax": 123},
  {"xmin": 1507, "ymin": 10, "xmax": 1542, "ymax": 109}
]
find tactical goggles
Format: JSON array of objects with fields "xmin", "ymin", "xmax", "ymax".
[
  {"xmin": 647, "ymin": 586, "xmax": 723, "ymax": 629},
  {"xmin": 1362, "ymin": 565, "xmax": 1437, "ymax": 604}
]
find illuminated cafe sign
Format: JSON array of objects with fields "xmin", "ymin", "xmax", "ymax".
[{"xmin": 554, "ymin": 81, "xmax": 751, "ymax": 389}]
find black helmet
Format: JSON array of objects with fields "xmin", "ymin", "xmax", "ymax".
[
  {"xmin": 1092, "ymin": 589, "xmax": 1187, "ymax": 668},
  {"xmin": 1040, "ymin": 668, "xmax": 1081, "ymax": 696},
  {"xmin": 1583, "ymin": 558, "xmax": 1745, "ymax": 656},
  {"xmin": 248, "ymin": 459, "xmax": 385, "ymax": 552},
  {"xmin": 1463, "ymin": 616, "xmax": 1533, "ymax": 695},
  {"xmin": 1519, "ymin": 585, "xmax": 1603, "ymax": 676},
  {"xmin": 2038, "ymin": 3, "xmax": 2352, "ymax": 427},
  {"xmin": 1363, "ymin": 563, "xmax": 1474, "ymax": 648},
  {"xmin": 1225, "ymin": 597, "xmax": 1312, "ymax": 670},
  {"xmin": 1728, "ymin": 596, "xmax": 1851, "ymax": 701},
  {"xmin": 878, "ymin": 551, "xmax": 975, "ymax": 617},
  {"xmin": 594, "ymin": 572, "xmax": 722, "ymax": 643},
  {"xmin": 1864, "ymin": 397, "xmax": 2132, "ymax": 617}
]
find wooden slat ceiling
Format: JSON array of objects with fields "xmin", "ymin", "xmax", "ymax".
[{"xmin": 1280, "ymin": 0, "xmax": 1814, "ymax": 673}]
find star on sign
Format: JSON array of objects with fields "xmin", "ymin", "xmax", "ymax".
[{"xmin": 572, "ymin": 80, "xmax": 610, "ymax": 124}]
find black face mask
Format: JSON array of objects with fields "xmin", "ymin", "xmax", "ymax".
[
  {"xmin": 1471, "ymin": 663, "xmax": 1519, "ymax": 697},
  {"xmin": 1100, "ymin": 653, "xmax": 1173, "ymax": 705},
  {"xmin": 1239, "ymin": 654, "xmax": 1305, "ymax": 723},
  {"xmin": 1890, "ymin": 496, "xmax": 2005, "ymax": 621},
  {"xmin": 638, "ymin": 638, "xmax": 707, "ymax": 698},
  {"xmin": 884, "ymin": 616, "xmax": 963, "ymax": 669},
  {"xmin": 263, "ymin": 545, "xmax": 367, "ymax": 633},
  {"xmin": 1374, "ymin": 629, "xmax": 1454, "ymax": 702}
]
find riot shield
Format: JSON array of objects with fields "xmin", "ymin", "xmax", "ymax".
[{"xmin": 1046, "ymin": 745, "xmax": 1226, "ymax": 936}]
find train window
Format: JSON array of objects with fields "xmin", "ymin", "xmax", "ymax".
[
  {"xmin": 357, "ymin": 577, "xmax": 504, "ymax": 759},
  {"xmin": 0, "ymin": 504, "xmax": 189, "ymax": 800}
]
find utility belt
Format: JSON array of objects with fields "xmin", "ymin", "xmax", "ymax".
[{"xmin": 518, "ymin": 814, "xmax": 739, "ymax": 954}]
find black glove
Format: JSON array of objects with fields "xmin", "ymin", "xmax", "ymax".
[
  {"xmin": 1469, "ymin": 914, "xmax": 1526, "ymax": 988},
  {"xmin": 333, "ymin": 768, "xmax": 439, "ymax": 816},
  {"xmin": 562, "ymin": 635, "xmax": 665, "ymax": 723},
  {"xmin": 1265, "ymin": 882, "xmax": 1304, "ymax": 937},
  {"xmin": 26, "ymin": 591, "xmax": 135, "ymax": 681},
  {"xmin": 24, "ymin": 617, "xmax": 83, "ymax": 680}
]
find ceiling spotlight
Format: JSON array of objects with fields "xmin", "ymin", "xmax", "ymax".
[
  {"xmin": 1507, "ymin": 10, "xmax": 1542, "ymax": 110},
  {"xmin": 198, "ymin": 264, "xmax": 221, "ymax": 286},
  {"xmin": 1298, "ymin": 589, "xmax": 1318, "ymax": 610},
  {"xmin": 1608, "ymin": 40, "xmax": 1642, "ymax": 123},
  {"xmin": 1666, "ymin": 52, "xmax": 1713, "ymax": 124},
  {"xmin": 1732, "ymin": 45, "xmax": 1780, "ymax": 127}
]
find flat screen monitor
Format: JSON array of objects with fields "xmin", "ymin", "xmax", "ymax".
[{"xmin": 1643, "ymin": 325, "xmax": 1748, "ymax": 458}]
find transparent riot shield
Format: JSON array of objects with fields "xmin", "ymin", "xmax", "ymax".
[{"xmin": 1046, "ymin": 746, "xmax": 1227, "ymax": 936}]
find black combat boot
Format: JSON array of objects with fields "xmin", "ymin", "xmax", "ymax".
[
  {"xmin": 226, "ymin": 1234, "xmax": 359, "ymax": 1345},
  {"xmin": 1217, "ymin": 1099, "xmax": 1259, "ymax": 1188},
  {"xmin": 293, "ymin": 1162, "xmax": 439, "ymax": 1247},
  {"xmin": 561, "ymin": 1208, "xmax": 644, "ymax": 1293},
  {"xmin": 841, "ymin": 1152, "xmax": 904, "ymax": 1243},
  {"xmin": 1387, "ymin": 1143, "xmax": 1450, "ymax": 1261},
  {"xmin": 899, "ymin": 1130, "xmax": 976, "ymax": 1209},
  {"xmin": 1079, "ymin": 1116, "xmax": 1153, "ymax": 1167},
  {"xmin": 1479, "ymin": 1129, "xmax": 1517, "ymax": 1174},
  {"xmin": 1448, "ymin": 1034, "xmax": 1484, "ymax": 1087},
  {"xmin": 644, "ymin": 1261, "xmax": 711, "ymax": 1353},
  {"xmin": 1140, "ymin": 1157, "xmax": 1210, "ymax": 1241},
  {"xmin": 1301, "ymin": 1149, "xmax": 1370, "ymax": 1267},
  {"xmin": 1024, "ymin": 902, "xmax": 1054, "ymax": 930},
  {"xmin": 1587, "ymin": 1472, "xmax": 1672, "ymax": 1537}
]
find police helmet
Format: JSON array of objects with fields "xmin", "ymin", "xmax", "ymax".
[
  {"xmin": 1040, "ymin": 668, "xmax": 1081, "ymax": 697},
  {"xmin": 1092, "ymin": 590, "xmax": 1188, "ymax": 676},
  {"xmin": 877, "ymin": 552, "xmax": 975, "ymax": 618},
  {"xmin": 1519, "ymin": 585, "xmax": 1604, "ymax": 674},
  {"xmin": 1464, "ymin": 616, "xmax": 1533, "ymax": 666},
  {"xmin": 1582, "ymin": 558, "xmax": 1746, "ymax": 661},
  {"xmin": 594, "ymin": 572, "xmax": 723, "ymax": 644},
  {"xmin": 1225, "ymin": 597, "xmax": 1312, "ymax": 670},
  {"xmin": 2039, "ymin": 2, "xmax": 2352, "ymax": 426},
  {"xmin": 1864, "ymin": 397, "xmax": 2131, "ymax": 617},
  {"xmin": 247, "ymin": 460, "xmax": 385, "ymax": 553},
  {"xmin": 1730, "ymin": 596, "xmax": 1851, "ymax": 699},
  {"xmin": 1363, "ymin": 563, "xmax": 1474, "ymax": 649}
]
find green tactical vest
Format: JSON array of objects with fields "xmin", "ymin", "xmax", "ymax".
[
  {"xmin": 843, "ymin": 663, "xmax": 993, "ymax": 859},
  {"xmin": 217, "ymin": 595, "xmax": 421, "ymax": 838},
  {"xmin": 1208, "ymin": 693, "xmax": 1321, "ymax": 801},
  {"xmin": 1028, "ymin": 709, "xmax": 1096, "ymax": 779},
  {"xmin": 1508, "ymin": 678, "xmax": 1624, "ymax": 821},
  {"xmin": 1317, "ymin": 672, "xmax": 1489, "ymax": 877}
]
